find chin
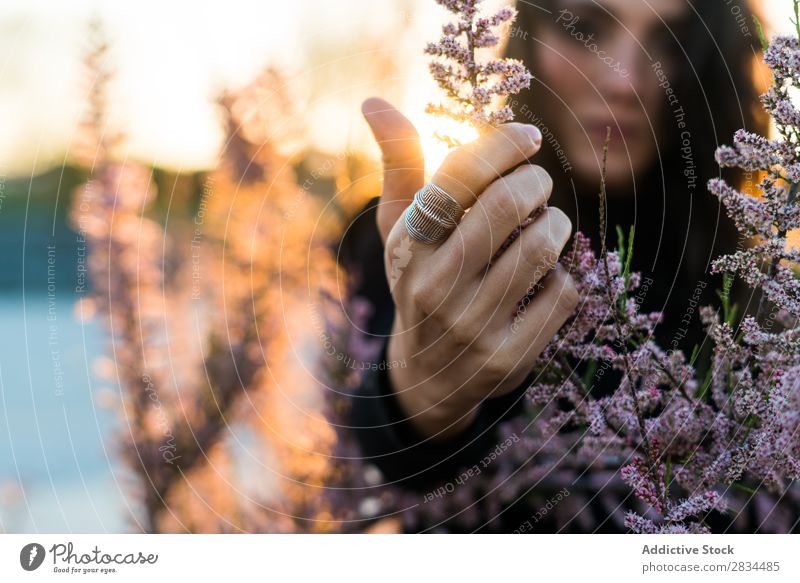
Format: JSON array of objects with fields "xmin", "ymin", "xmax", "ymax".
[
  {"xmin": 603, "ymin": 162, "xmax": 637, "ymax": 191},
  {"xmin": 572, "ymin": 156, "xmax": 635, "ymax": 192}
]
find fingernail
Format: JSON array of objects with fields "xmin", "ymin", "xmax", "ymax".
[{"xmin": 526, "ymin": 125, "xmax": 542, "ymax": 147}]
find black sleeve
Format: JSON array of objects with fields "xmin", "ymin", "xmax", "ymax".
[
  {"xmin": 350, "ymin": 344, "xmax": 531, "ymax": 490},
  {"xmin": 338, "ymin": 197, "xmax": 530, "ymax": 491}
]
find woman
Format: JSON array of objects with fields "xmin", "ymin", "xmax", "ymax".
[{"xmin": 338, "ymin": 0, "xmax": 768, "ymax": 531}]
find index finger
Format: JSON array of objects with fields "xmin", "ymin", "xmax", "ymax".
[{"xmin": 431, "ymin": 123, "xmax": 543, "ymax": 210}]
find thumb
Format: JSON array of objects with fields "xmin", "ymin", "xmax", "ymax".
[{"xmin": 361, "ymin": 97, "xmax": 424, "ymax": 244}]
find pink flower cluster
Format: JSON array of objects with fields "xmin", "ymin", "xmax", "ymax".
[
  {"xmin": 73, "ymin": 25, "xmax": 329, "ymax": 532},
  {"xmin": 425, "ymin": 0, "xmax": 531, "ymax": 145},
  {"xmin": 505, "ymin": 28, "xmax": 800, "ymax": 533}
]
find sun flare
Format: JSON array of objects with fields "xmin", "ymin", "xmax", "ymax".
[{"xmin": 411, "ymin": 112, "xmax": 480, "ymax": 176}]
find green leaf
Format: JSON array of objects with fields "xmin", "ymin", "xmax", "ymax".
[
  {"xmin": 728, "ymin": 305, "xmax": 739, "ymax": 327},
  {"xmin": 731, "ymin": 482, "xmax": 757, "ymax": 495},
  {"xmin": 624, "ymin": 225, "xmax": 635, "ymax": 282},
  {"xmin": 582, "ymin": 359, "xmax": 598, "ymax": 387},
  {"xmin": 752, "ymin": 15, "xmax": 768, "ymax": 52},
  {"xmin": 795, "ymin": 0, "xmax": 800, "ymax": 41},
  {"xmin": 664, "ymin": 455, "xmax": 672, "ymax": 496},
  {"xmin": 616, "ymin": 225, "xmax": 625, "ymax": 264},
  {"xmin": 715, "ymin": 273, "xmax": 738, "ymax": 326},
  {"xmin": 697, "ymin": 365, "xmax": 713, "ymax": 401},
  {"xmin": 689, "ymin": 344, "xmax": 700, "ymax": 366}
]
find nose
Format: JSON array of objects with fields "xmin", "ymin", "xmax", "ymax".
[{"xmin": 600, "ymin": 34, "xmax": 648, "ymax": 102}]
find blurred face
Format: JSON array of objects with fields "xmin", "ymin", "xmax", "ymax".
[{"xmin": 535, "ymin": 0, "xmax": 690, "ymax": 189}]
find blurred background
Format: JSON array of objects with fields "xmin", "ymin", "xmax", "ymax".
[{"xmin": 0, "ymin": 0, "xmax": 795, "ymax": 533}]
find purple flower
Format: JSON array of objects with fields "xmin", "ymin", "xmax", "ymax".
[{"xmin": 425, "ymin": 0, "xmax": 531, "ymax": 144}]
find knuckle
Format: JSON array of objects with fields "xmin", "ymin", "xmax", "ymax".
[
  {"xmin": 553, "ymin": 270, "xmax": 580, "ymax": 316},
  {"xmin": 504, "ymin": 165, "xmax": 552, "ymax": 211},
  {"xmin": 483, "ymin": 353, "xmax": 516, "ymax": 381},
  {"xmin": 521, "ymin": 226, "xmax": 559, "ymax": 274},
  {"xmin": 482, "ymin": 361, "xmax": 507, "ymax": 381},
  {"xmin": 410, "ymin": 279, "xmax": 439, "ymax": 315},
  {"xmin": 482, "ymin": 185, "xmax": 528, "ymax": 227},
  {"xmin": 499, "ymin": 123, "xmax": 539, "ymax": 158},
  {"xmin": 469, "ymin": 341, "xmax": 500, "ymax": 372},
  {"xmin": 436, "ymin": 150, "xmax": 461, "ymax": 181},
  {"xmin": 435, "ymin": 240, "xmax": 467, "ymax": 274},
  {"xmin": 441, "ymin": 147, "xmax": 464, "ymax": 173},
  {"xmin": 436, "ymin": 151, "xmax": 479, "ymax": 201},
  {"xmin": 449, "ymin": 318, "xmax": 482, "ymax": 348},
  {"xmin": 521, "ymin": 164, "xmax": 553, "ymax": 201},
  {"xmin": 541, "ymin": 207, "xmax": 573, "ymax": 248}
]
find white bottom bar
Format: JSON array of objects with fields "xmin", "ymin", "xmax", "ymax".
[{"xmin": 1, "ymin": 534, "xmax": 797, "ymax": 581}]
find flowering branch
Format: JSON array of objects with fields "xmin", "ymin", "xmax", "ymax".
[
  {"xmin": 425, "ymin": 0, "xmax": 531, "ymax": 146},
  {"xmin": 73, "ymin": 27, "xmax": 326, "ymax": 532}
]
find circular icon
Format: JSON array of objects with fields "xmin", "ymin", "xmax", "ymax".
[{"xmin": 19, "ymin": 543, "xmax": 46, "ymax": 571}]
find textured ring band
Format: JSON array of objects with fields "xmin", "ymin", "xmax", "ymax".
[
  {"xmin": 404, "ymin": 183, "xmax": 464, "ymax": 244},
  {"xmin": 404, "ymin": 202, "xmax": 449, "ymax": 243},
  {"xmin": 419, "ymin": 182, "xmax": 464, "ymax": 226}
]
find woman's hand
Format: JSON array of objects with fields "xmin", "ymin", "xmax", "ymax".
[{"xmin": 361, "ymin": 98, "xmax": 579, "ymax": 441}]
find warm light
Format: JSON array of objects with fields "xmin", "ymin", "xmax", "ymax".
[
  {"xmin": 4, "ymin": 0, "xmax": 799, "ymax": 176},
  {"xmin": 412, "ymin": 112, "xmax": 480, "ymax": 177}
]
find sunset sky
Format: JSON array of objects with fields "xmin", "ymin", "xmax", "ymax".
[{"xmin": 0, "ymin": 0, "xmax": 794, "ymax": 178}]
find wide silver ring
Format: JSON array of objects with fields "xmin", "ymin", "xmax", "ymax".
[{"xmin": 403, "ymin": 183, "xmax": 464, "ymax": 245}]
